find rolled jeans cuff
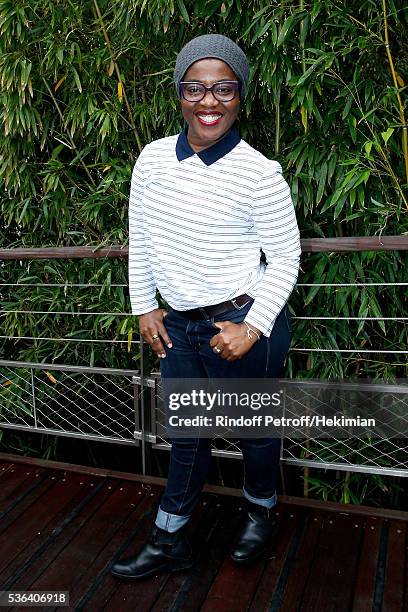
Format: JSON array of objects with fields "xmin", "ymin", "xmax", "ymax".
[
  {"xmin": 243, "ymin": 487, "xmax": 277, "ymax": 509},
  {"xmin": 155, "ymin": 505, "xmax": 191, "ymax": 533}
]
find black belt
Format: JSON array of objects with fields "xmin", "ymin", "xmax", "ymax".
[{"xmin": 172, "ymin": 294, "xmax": 253, "ymax": 321}]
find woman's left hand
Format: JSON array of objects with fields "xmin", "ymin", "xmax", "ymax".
[{"xmin": 209, "ymin": 321, "xmax": 261, "ymax": 362}]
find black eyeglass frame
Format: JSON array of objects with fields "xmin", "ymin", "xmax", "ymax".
[{"xmin": 178, "ymin": 80, "xmax": 240, "ymax": 102}]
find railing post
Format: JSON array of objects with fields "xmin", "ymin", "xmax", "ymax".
[
  {"xmin": 139, "ymin": 334, "xmax": 147, "ymax": 475},
  {"xmin": 138, "ymin": 334, "xmax": 154, "ymax": 476},
  {"xmin": 30, "ymin": 367, "xmax": 37, "ymax": 428}
]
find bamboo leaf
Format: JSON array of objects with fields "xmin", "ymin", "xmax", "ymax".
[
  {"xmin": 316, "ymin": 161, "xmax": 328, "ymax": 204},
  {"xmin": 300, "ymin": 14, "xmax": 309, "ymax": 46},
  {"xmin": 301, "ymin": 105, "xmax": 307, "ymax": 131},
  {"xmin": 252, "ymin": 19, "xmax": 273, "ymax": 44},
  {"xmin": 333, "ymin": 194, "xmax": 347, "ymax": 219},
  {"xmin": 277, "ymin": 15, "xmax": 295, "ymax": 47},
  {"xmin": 296, "ymin": 54, "xmax": 327, "ymax": 86},
  {"xmin": 127, "ymin": 328, "xmax": 133, "ymax": 352},
  {"xmin": 176, "ymin": 0, "xmax": 190, "ymax": 23},
  {"xmin": 381, "ymin": 127, "xmax": 394, "ymax": 144},
  {"xmin": 45, "ymin": 371, "xmax": 57, "ymax": 384},
  {"xmin": 342, "ymin": 95, "xmax": 353, "ymax": 120},
  {"xmin": 54, "ymin": 75, "xmax": 66, "ymax": 91},
  {"xmin": 72, "ymin": 67, "xmax": 82, "ymax": 93},
  {"xmin": 364, "ymin": 141, "xmax": 373, "ymax": 156}
]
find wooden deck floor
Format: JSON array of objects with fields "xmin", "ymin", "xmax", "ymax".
[{"xmin": 0, "ymin": 452, "xmax": 407, "ymax": 612}]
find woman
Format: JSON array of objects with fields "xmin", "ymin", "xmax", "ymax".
[{"xmin": 111, "ymin": 34, "xmax": 301, "ymax": 580}]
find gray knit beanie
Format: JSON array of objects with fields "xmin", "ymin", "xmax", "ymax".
[{"xmin": 174, "ymin": 34, "xmax": 250, "ymax": 100}]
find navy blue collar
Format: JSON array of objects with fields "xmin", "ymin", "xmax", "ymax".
[{"xmin": 176, "ymin": 124, "xmax": 241, "ymax": 166}]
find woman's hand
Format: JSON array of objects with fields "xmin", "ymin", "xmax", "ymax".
[
  {"xmin": 139, "ymin": 309, "xmax": 172, "ymax": 358},
  {"xmin": 209, "ymin": 321, "xmax": 261, "ymax": 362}
]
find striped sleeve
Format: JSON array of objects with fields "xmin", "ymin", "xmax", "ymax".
[
  {"xmin": 128, "ymin": 151, "xmax": 159, "ymax": 315},
  {"xmin": 244, "ymin": 162, "xmax": 301, "ymax": 337}
]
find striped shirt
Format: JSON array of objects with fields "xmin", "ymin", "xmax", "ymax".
[{"xmin": 128, "ymin": 125, "xmax": 301, "ymax": 337}]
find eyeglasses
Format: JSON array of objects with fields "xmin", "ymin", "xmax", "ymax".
[{"xmin": 179, "ymin": 81, "xmax": 239, "ymax": 102}]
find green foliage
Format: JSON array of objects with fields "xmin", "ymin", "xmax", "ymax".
[
  {"xmin": 0, "ymin": 0, "xmax": 407, "ymax": 502},
  {"xmin": 303, "ymin": 469, "xmax": 404, "ymax": 507},
  {"xmin": 0, "ymin": 0, "xmax": 406, "ymax": 366},
  {"xmin": 0, "ymin": 0, "xmax": 406, "ymax": 369}
]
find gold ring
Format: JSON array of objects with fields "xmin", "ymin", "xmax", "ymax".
[
  {"xmin": 151, "ymin": 333, "xmax": 159, "ymax": 341},
  {"xmin": 213, "ymin": 347, "xmax": 221, "ymax": 354}
]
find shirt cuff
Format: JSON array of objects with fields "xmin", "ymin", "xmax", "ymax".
[
  {"xmin": 244, "ymin": 311, "xmax": 275, "ymax": 338},
  {"xmin": 130, "ymin": 298, "xmax": 159, "ymax": 316}
]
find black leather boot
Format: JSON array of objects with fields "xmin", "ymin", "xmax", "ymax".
[
  {"xmin": 230, "ymin": 501, "xmax": 278, "ymax": 563},
  {"xmin": 111, "ymin": 524, "xmax": 194, "ymax": 580}
]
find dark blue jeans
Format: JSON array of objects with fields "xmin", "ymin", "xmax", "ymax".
[{"xmin": 156, "ymin": 300, "xmax": 291, "ymax": 532}]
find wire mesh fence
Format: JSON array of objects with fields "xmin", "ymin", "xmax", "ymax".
[
  {"xmin": 279, "ymin": 380, "xmax": 408, "ymax": 478},
  {"xmin": 138, "ymin": 372, "xmax": 408, "ymax": 477},
  {"xmin": 0, "ymin": 360, "xmax": 140, "ymax": 445},
  {"xmin": 2, "ymin": 360, "xmax": 407, "ymax": 476}
]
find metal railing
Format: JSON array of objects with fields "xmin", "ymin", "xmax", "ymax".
[
  {"xmin": 1, "ymin": 237, "xmax": 407, "ymax": 477},
  {"xmin": 139, "ymin": 373, "xmax": 408, "ymax": 478},
  {"xmin": 1, "ymin": 360, "xmax": 407, "ymax": 477},
  {"xmin": 0, "ymin": 360, "xmax": 140, "ymax": 446}
]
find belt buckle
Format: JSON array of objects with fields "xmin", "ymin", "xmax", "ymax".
[{"xmin": 231, "ymin": 297, "xmax": 250, "ymax": 310}]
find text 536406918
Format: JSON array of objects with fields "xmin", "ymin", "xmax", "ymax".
[{"xmin": 0, "ymin": 591, "xmax": 69, "ymax": 607}]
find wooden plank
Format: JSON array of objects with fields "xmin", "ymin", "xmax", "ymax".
[
  {"xmin": 0, "ymin": 463, "xmax": 15, "ymax": 478},
  {"xmin": 351, "ymin": 516, "xmax": 383, "ymax": 612},
  {"xmin": 63, "ymin": 484, "xmax": 163, "ymax": 611},
  {"xmin": 300, "ymin": 235, "xmax": 408, "ymax": 252},
  {"xmin": 277, "ymin": 495, "xmax": 408, "ymax": 522},
  {"xmin": 13, "ymin": 481, "xmax": 149, "ymax": 602},
  {"xmin": 1, "ymin": 460, "xmax": 406, "ymax": 612},
  {"xmin": 0, "ymin": 472, "xmax": 98, "ymax": 580},
  {"xmin": 195, "ymin": 504, "xmax": 300, "ymax": 612},
  {"xmin": 200, "ymin": 504, "xmax": 288, "ymax": 612},
  {"xmin": 247, "ymin": 506, "xmax": 304, "ymax": 611},
  {"xmin": 2, "ymin": 454, "xmax": 408, "ymax": 522},
  {"xmin": 0, "ymin": 474, "xmax": 97, "ymax": 586},
  {"xmin": 298, "ymin": 512, "xmax": 364, "ymax": 611},
  {"xmin": 0, "ymin": 471, "xmax": 58, "ymax": 537},
  {"xmin": 278, "ymin": 510, "xmax": 324, "ymax": 611},
  {"xmin": 5, "ymin": 477, "xmax": 115, "ymax": 595},
  {"xmin": 0, "ymin": 246, "xmax": 128, "ymax": 260},
  {"xmin": 0, "ymin": 464, "xmax": 46, "ymax": 511},
  {"xmin": 404, "ymin": 525, "xmax": 408, "ymax": 612},
  {"xmin": 0, "ymin": 235, "xmax": 407, "ymax": 260},
  {"xmin": 381, "ymin": 520, "xmax": 406, "ymax": 611},
  {"xmin": 0, "ymin": 453, "xmax": 168, "ymax": 488}
]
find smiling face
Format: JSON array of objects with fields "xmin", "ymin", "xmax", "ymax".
[{"xmin": 180, "ymin": 58, "xmax": 241, "ymax": 152}]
